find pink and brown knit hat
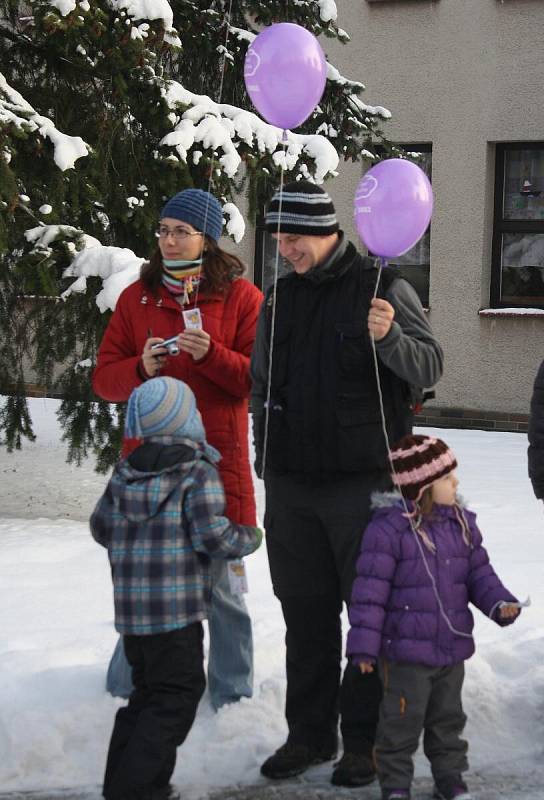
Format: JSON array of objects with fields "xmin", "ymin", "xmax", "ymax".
[{"xmin": 390, "ymin": 434, "xmax": 458, "ymax": 502}]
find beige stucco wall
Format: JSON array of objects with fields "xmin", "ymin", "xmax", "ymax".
[{"xmin": 311, "ymin": 0, "xmax": 544, "ymax": 414}]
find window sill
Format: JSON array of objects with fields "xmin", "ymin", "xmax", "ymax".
[{"xmin": 479, "ymin": 307, "xmax": 544, "ymax": 318}]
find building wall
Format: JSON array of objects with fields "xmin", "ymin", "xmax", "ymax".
[{"xmin": 312, "ymin": 0, "xmax": 544, "ymax": 415}]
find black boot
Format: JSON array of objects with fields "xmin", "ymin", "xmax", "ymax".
[
  {"xmin": 331, "ymin": 751, "xmax": 376, "ymax": 787},
  {"xmin": 261, "ymin": 740, "xmax": 337, "ymax": 780},
  {"xmin": 433, "ymin": 776, "xmax": 472, "ymax": 800}
]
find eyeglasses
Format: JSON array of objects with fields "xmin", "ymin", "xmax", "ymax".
[{"xmin": 156, "ymin": 226, "xmax": 204, "ymax": 240}]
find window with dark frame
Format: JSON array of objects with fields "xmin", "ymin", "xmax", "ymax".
[
  {"xmin": 253, "ymin": 201, "xmax": 290, "ymax": 293},
  {"xmin": 378, "ymin": 145, "xmax": 431, "ymax": 309},
  {"xmin": 252, "ymin": 146, "xmax": 432, "ymax": 306},
  {"xmin": 491, "ymin": 143, "xmax": 544, "ymax": 308}
]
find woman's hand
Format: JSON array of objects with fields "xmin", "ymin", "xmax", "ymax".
[
  {"xmin": 141, "ymin": 337, "xmax": 168, "ymax": 378},
  {"xmin": 359, "ymin": 661, "xmax": 375, "ymax": 674},
  {"xmin": 179, "ymin": 329, "xmax": 211, "ymax": 361}
]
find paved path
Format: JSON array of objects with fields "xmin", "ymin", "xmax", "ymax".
[
  {"xmin": 209, "ymin": 773, "xmax": 544, "ymax": 799},
  {"xmin": 1, "ymin": 772, "xmax": 543, "ymax": 800}
]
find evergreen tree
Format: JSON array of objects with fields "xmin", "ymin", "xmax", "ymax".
[{"xmin": 0, "ymin": 0, "xmax": 393, "ymax": 470}]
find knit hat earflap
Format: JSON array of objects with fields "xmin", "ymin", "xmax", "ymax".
[
  {"xmin": 265, "ymin": 181, "xmax": 339, "ymax": 236},
  {"xmin": 390, "ymin": 434, "xmax": 458, "ymax": 502},
  {"xmin": 160, "ymin": 188, "xmax": 223, "ymax": 242},
  {"xmin": 125, "ymin": 377, "xmax": 219, "ymax": 461}
]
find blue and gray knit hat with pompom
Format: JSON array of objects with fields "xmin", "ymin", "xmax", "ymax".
[
  {"xmin": 160, "ymin": 188, "xmax": 223, "ymax": 242},
  {"xmin": 125, "ymin": 377, "xmax": 219, "ymax": 461}
]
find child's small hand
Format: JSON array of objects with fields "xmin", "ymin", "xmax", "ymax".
[
  {"xmin": 253, "ymin": 527, "xmax": 264, "ymax": 550},
  {"xmin": 499, "ymin": 603, "xmax": 520, "ymax": 620},
  {"xmin": 359, "ymin": 661, "xmax": 374, "ymax": 674}
]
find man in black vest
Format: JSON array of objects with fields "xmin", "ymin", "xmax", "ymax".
[{"xmin": 251, "ymin": 182, "xmax": 444, "ymax": 787}]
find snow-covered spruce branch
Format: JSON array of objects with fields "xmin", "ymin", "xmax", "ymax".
[
  {"xmin": 160, "ymin": 80, "xmax": 340, "ymax": 184},
  {"xmin": 46, "ymin": 0, "xmax": 181, "ymax": 45},
  {"xmin": 0, "ymin": 73, "xmax": 89, "ymax": 171}
]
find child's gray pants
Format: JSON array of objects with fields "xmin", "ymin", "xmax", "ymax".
[{"xmin": 376, "ymin": 660, "xmax": 468, "ymax": 793}]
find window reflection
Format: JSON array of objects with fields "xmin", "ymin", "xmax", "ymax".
[
  {"xmin": 503, "ymin": 149, "xmax": 544, "ymax": 221},
  {"xmin": 501, "ymin": 233, "xmax": 544, "ymax": 304}
]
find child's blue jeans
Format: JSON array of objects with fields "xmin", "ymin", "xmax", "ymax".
[{"xmin": 106, "ymin": 559, "xmax": 253, "ymax": 710}]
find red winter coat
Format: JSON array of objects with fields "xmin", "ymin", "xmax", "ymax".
[{"xmin": 92, "ymin": 277, "xmax": 264, "ymax": 526}]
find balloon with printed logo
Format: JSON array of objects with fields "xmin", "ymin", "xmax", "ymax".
[
  {"xmin": 354, "ymin": 159, "xmax": 433, "ymax": 259},
  {"xmin": 244, "ymin": 23, "xmax": 327, "ymax": 130}
]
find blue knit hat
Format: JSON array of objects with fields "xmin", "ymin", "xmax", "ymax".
[
  {"xmin": 125, "ymin": 377, "xmax": 219, "ymax": 462},
  {"xmin": 160, "ymin": 189, "xmax": 224, "ymax": 242}
]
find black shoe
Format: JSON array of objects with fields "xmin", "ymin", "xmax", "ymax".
[
  {"xmin": 331, "ymin": 751, "xmax": 376, "ymax": 787},
  {"xmin": 260, "ymin": 741, "xmax": 337, "ymax": 779}
]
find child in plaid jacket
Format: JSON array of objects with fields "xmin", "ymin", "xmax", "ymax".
[{"xmin": 91, "ymin": 376, "xmax": 262, "ymax": 800}]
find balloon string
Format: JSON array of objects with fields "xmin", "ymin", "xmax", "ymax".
[
  {"xmin": 369, "ymin": 262, "xmax": 472, "ymax": 640},
  {"xmin": 193, "ymin": 0, "xmax": 234, "ymax": 310},
  {"xmin": 260, "ymin": 135, "xmax": 288, "ymax": 478}
]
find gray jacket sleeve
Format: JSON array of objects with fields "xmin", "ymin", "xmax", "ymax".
[{"xmin": 376, "ymin": 278, "xmax": 444, "ymax": 388}]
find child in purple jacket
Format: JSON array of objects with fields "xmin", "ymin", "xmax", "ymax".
[{"xmin": 346, "ymin": 434, "xmax": 521, "ymax": 800}]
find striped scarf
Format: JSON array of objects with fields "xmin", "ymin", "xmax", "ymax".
[{"xmin": 161, "ymin": 259, "xmax": 202, "ymax": 303}]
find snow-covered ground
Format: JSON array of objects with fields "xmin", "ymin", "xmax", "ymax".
[{"xmin": 1, "ymin": 398, "xmax": 543, "ymax": 795}]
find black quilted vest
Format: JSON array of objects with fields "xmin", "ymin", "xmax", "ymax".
[{"xmin": 262, "ymin": 242, "xmax": 413, "ymax": 480}]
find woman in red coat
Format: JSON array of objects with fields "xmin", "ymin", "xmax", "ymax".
[{"xmin": 93, "ymin": 188, "xmax": 263, "ymax": 710}]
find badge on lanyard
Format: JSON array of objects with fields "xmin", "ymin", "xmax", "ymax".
[
  {"xmin": 182, "ymin": 308, "xmax": 202, "ymax": 330},
  {"xmin": 227, "ymin": 559, "xmax": 248, "ymax": 595}
]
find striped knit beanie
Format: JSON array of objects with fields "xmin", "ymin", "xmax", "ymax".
[
  {"xmin": 125, "ymin": 377, "xmax": 205, "ymax": 443},
  {"xmin": 160, "ymin": 189, "xmax": 223, "ymax": 242},
  {"xmin": 390, "ymin": 434, "xmax": 458, "ymax": 502},
  {"xmin": 265, "ymin": 181, "xmax": 339, "ymax": 236}
]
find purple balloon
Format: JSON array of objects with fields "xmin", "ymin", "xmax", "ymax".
[
  {"xmin": 244, "ymin": 23, "xmax": 327, "ymax": 130},
  {"xmin": 354, "ymin": 159, "xmax": 433, "ymax": 259}
]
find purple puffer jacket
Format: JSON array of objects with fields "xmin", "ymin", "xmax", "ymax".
[{"xmin": 346, "ymin": 493, "xmax": 518, "ymax": 668}]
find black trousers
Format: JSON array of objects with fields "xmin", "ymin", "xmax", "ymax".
[
  {"xmin": 264, "ymin": 470, "xmax": 390, "ymax": 755},
  {"xmin": 103, "ymin": 623, "xmax": 206, "ymax": 800}
]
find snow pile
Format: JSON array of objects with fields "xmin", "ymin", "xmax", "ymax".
[
  {"xmin": 479, "ymin": 308, "xmax": 544, "ymax": 316},
  {"xmin": 223, "ymin": 203, "xmax": 245, "ymax": 243},
  {"xmin": 62, "ymin": 243, "xmax": 145, "ymax": 313},
  {"xmin": 317, "ymin": 0, "xmax": 338, "ymax": 23},
  {"xmin": 25, "ymin": 224, "xmax": 82, "ymax": 250}
]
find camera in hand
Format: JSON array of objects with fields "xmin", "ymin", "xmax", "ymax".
[{"xmin": 151, "ymin": 336, "xmax": 180, "ymax": 356}]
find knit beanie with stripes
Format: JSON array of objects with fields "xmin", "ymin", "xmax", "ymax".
[
  {"xmin": 265, "ymin": 181, "xmax": 339, "ymax": 236},
  {"xmin": 390, "ymin": 434, "xmax": 458, "ymax": 502},
  {"xmin": 125, "ymin": 376, "xmax": 205, "ymax": 443},
  {"xmin": 160, "ymin": 188, "xmax": 223, "ymax": 242}
]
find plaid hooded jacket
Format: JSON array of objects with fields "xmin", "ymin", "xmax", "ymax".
[{"xmin": 90, "ymin": 437, "xmax": 260, "ymax": 635}]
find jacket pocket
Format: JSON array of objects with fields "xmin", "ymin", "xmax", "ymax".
[
  {"xmin": 336, "ymin": 392, "xmax": 381, "ymax": 425},
  {"xmin": 335, "ymin": 321, "xmax": 370, "ymax": 378},
  {"xmin": 334, "ymin": 393, "xmax": 387, "ymax": 471}
]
